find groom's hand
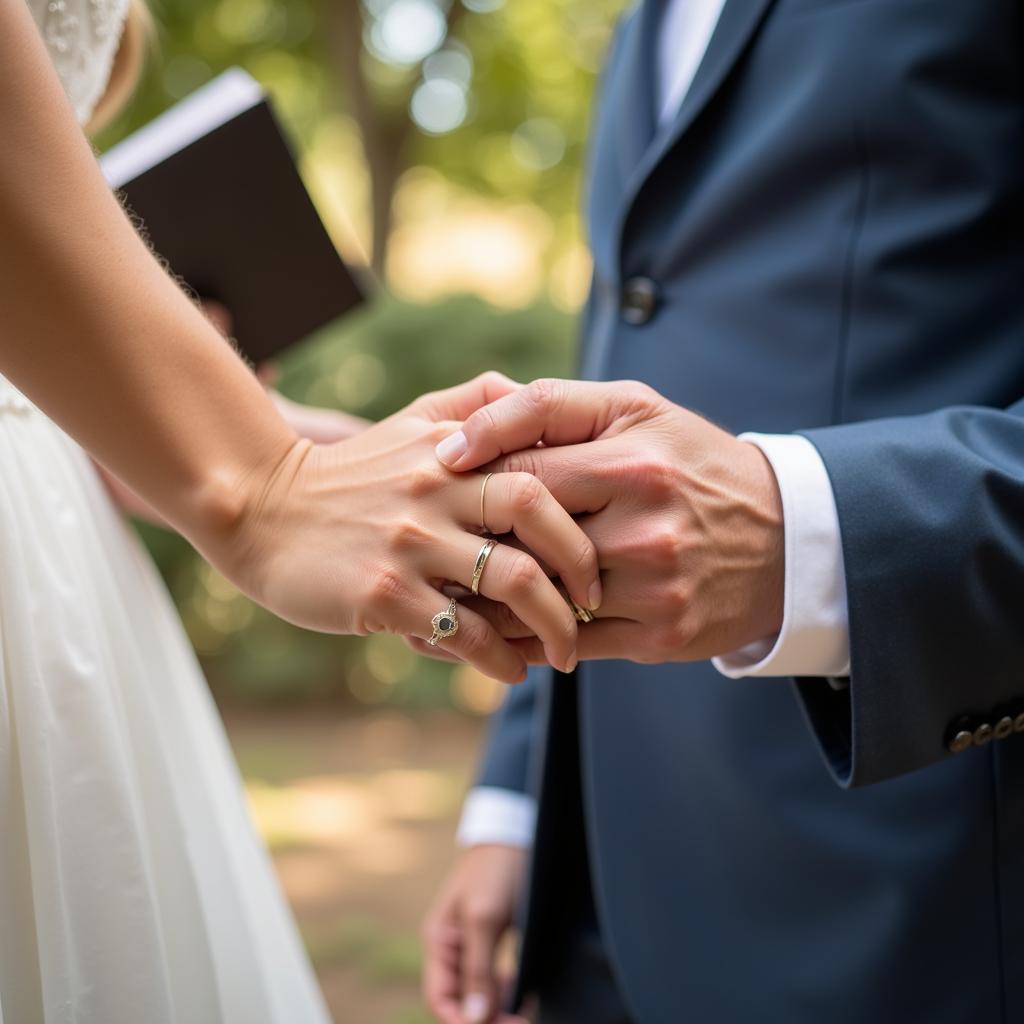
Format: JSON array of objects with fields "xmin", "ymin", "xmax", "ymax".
[{"xmin": 435, "ymin": 379, "xmax": 786, "ymax": 663}]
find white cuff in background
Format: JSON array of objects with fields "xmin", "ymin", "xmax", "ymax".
[
  {"xmin": 712, "ymin": 433, "xmax": 851, "ymax": 680},
  {"xmin": 457, "ymin": 787, "xmax": 538, "ymax": 848}
]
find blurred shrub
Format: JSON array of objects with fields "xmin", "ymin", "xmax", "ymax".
[{"xmin": 139, "ymin": 292, "xmax": 576, "ymax": 707}]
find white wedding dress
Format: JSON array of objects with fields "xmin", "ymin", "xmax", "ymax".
[{"xmin": 0, "ymin": 5, "xmax": 332, "ymax": 1023}]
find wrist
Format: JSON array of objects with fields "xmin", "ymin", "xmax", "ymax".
[
  {"xmin": 185, "ymin": 433, "xmax": 308, "ymax": 589},
  {"xmin": 738, "ymin": 439, "xmax": 786, "ymax": 640}
]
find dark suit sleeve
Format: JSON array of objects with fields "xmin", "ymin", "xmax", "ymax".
[
  {"xmin": 791, "ymin": 399, "xmax": 1024, "ymax": 787},
  {"xmin": 475, "ymin": 667, "xmax": 543, "ymax": 794}
]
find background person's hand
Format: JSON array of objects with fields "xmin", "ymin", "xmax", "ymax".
[
  {"xmin": 434, "ymin": 378, "xmax": 786, "ymax": 665},
  {"xmin": 422, "ymin": 845, "xmax": 529, "ymax": 1024}
]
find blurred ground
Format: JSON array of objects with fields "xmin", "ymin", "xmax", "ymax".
[{"xmin": 226, "ymin": 707, "xmax": 485, "ymax": 1024}]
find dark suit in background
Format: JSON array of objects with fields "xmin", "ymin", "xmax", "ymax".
[{"xmin": 477, "ymin": 0, "xmax": 1024, "ymax": 1020}]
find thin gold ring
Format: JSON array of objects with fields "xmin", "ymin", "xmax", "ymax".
[
  {"xmin": 567, "ymin": 596, "xmax": 595, "ymax": 624},
  {"xmin": 557, "ymin": 582, "xmax": 595, "ymax": 623},
  {"xmin": 479, "ymin": 472, "xmax": 495, "ymax": 534},
  {"xmin": 471, "ymin": 539, "xmax": 498, "ymax": 596}
]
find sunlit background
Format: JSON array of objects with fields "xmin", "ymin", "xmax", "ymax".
[{"xmin": 95, "ymin": 0, "xmax": 626, "ymax": 1020}]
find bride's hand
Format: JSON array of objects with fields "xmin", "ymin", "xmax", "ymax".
[{"xmin": 217, "ymin": 373, "xmax": 600, "ymax": 683}]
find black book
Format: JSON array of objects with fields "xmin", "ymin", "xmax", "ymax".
[{"xmin": 101, "ymin": 68, "xmax": 365, "ymax": 364}]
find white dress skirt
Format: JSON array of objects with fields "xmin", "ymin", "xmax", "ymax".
[
  {"xmin": 4, "ymin": 4, "xmax": 332, "ymax": 1017},
  {"xmin": 0, "ymin": 379, "xmax": 333, "ymax": 1024}
]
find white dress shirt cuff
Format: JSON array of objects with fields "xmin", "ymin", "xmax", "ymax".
[
  {"xmin": 712, "ymin": 433, "xmax": 851, "ymax": 680},
  {"xmin": 456, "ymin": 786, "xmax": 537, "ymax": 848}
]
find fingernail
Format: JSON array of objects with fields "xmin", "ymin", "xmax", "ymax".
[
  {"xmin": 435, "ymin": 430, "xmax": 467, "ymax": 466},
  {"xmin": 462, "ymin": 992, "xmax": 489, "ymax": 1023},
  {"xmin": 588, "ymin": 580, "xmax": 603, "ymax": 611},
  {"xmin": 565, "ymin": 652, "xmax": 578, "ymax": 673}
]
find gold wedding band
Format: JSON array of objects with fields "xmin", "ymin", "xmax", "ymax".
[
  {"xmin": 568, "ymin": 596, "xmax": 595, "ymax": 624},
  {"xmin": 429, "ymin": 597, "xmax": 460, "ymax": 646},
  {"xmin": 557, "ymin": 583, "xmax": 595, "ymax": 623},
  {"xmin": 479, "ymin": 472, "xmax": 494, "ymax": 534},
  {"xmin": 471, "ymin": 539, "xmax": 497, "ymax": 596}
]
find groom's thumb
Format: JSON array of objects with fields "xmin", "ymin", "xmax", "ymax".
[{"xmin": 436, "ymin": 378, "xmax": 608, "ymax": 471}]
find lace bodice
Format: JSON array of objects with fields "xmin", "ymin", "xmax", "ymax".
[{"xmin": 27, "ymin": 0, "xmax": 130, "ymax": 126}]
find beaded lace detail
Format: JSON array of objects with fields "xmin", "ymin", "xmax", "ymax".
[{"xmin": 26, "ymin": 0, "xmax": 130, "ymax": 126}]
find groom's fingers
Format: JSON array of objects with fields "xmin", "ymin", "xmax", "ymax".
[
  {"xmin": 484, "ymin": 446, "xmax": 614, "ymax": 517},
  {"xmin": 422, "ymin": 919, "xmax": 465, "ymax": 1024},
  {"xmin": 435, "ymin": 379, "xmax": 620, "ymax": 470},
  {"xmin": 509, "ymin": 619, "xmax": 649, "ymax": 665},
  {"xmin": 461, "ymin": 913, "xmax": 501, "ymax": 1024},
  {"xmin": 405, "ymin": 635, "xmax": 465, "ymax": 663},
  {"xmin": 411, "ymin": 371, "xmax": 521, "ymax": 423}
]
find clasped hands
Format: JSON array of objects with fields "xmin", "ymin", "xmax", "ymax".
[
  {"xmin": 192, "ymin": 371, "xmax": 784, "ymax": 687},
  {"xmin": 422, "ymin": 377, "xmax": 787, "ymax": 674}
]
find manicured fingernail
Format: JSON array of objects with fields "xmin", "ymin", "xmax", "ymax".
[
  {"xmin": 565, "ymin": 653, "xmax": 578, "ymax": 673},
  {"xmin": 463, "ymin": 992, "xmax": 489, "ymax": 1023},
  {"xmin": 435, "ymin": 431, "xmax": 467, "ymax": 466},
  {"xmin": 588, "ymin": 580, "xmax": 603, "ymax": 611}
]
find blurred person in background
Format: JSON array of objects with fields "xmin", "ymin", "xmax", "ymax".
[
  {"xmin": 0, "ymin": 2, "xmax": 602, "ymax": 1020},
  {"xmin": 423, "ymin": 1, "xmax": 1024, "ymax": 1022}
]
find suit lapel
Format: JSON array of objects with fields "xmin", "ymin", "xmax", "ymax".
[
  {"xmin": 607, "ymin": 0, "xmax": 661, "ymax": 185},
  {"xmin": 618, "ymin": 0, "xmax": 780, "ymax": 240}
]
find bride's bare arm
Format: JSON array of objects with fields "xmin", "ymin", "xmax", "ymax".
[
  {"xmin": 0, "ymin": 0, "xmax": 294, "ymax": 550},
  {"xmin": 0, "ymin": 2, "xmax": 599, "ymax": 679}
]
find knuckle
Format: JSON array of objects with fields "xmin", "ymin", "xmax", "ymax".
[
  {"xmin": 524, "ymin": 377, "xmax": 558, "ymax": 412},
  {"xmin": 388, "ymin": 516, "xmax": 433, "ymax": 551},
  {"xmin": 622, "ymin": 455, "xmax": 675, "ymax": 495},
  {"xmin": 500, "ymin": 449, "xmax": 541, "ymax": 478},
  {"xmin": 662, "ymin": 581, "xmax": 691, "ymax": 615},
  {"xmin": 406, "ymin": 463, "xmax": 445, "ymax": 499},
  {"xmin": 570, "ymin": 535, "xmax": 599, "ymax": 577},
  {"xmin": 465, "ymin": 402, "xmax": 499, "ymax": 440},
  {"xmin": 477, "ymin": 369, "xmax": 510, "ymax": 391},
  {"xmin": 365, "ymin": 570, "xmax": 408, "ymax": 617},
  {"xmin": 508, "ymin": 472, "xmax": 547, "ymax": 515},
  {"xmin": 556, "ymin": 608, "xmax": 578, "ymax": 648},
  {"xmin": 464, "ymin": 900, "xmax": 499, "ymax": 928},
  {"xmin": 645, "ymin": 523, "xmax": 686, "ymax": 563},
  {"xmin": 621, "ymin": 379, "xmax": 658, "ymax": 405},
  {"xmin": 504, "ymin": 552, "xmax": 541, "ymax": 595}
]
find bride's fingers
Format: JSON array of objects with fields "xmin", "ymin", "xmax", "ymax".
[
  {"xmin": 460, "ymin": 574, "xmax": 647, "ymax": 642},
  {"xmin": 452, "ymin": 472, "xmax": 600, "ymax": 613},
  {"xmin": 431, "ymin": 534, "xmax": 579, "ymax": 673},
  {"xmin": 404, "ymin": 635, "xmax": 465, "ymax": 664},
  {"xmin": 458, "ymin": 596, "xmax": 534, "ymax": 639},
  {"xmin": 385, "ymin": 585, "xmax": 528, "ymax": 679}
]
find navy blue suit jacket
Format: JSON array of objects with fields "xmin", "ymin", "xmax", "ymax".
[{"xmin": 477, "ymin": 1, "xmax": 1024, "ymax": 1020}]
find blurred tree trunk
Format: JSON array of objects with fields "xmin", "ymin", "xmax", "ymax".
[{"xmin": 324, "ymin": 0, "xmax": 465, "ymax": 280}]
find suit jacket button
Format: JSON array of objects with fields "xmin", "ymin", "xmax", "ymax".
[
  {"xmin": 621, "ymin": 277, "xmax": 659, "ymax": 325},
  {"xmin": 948, "ymin": 730, "xmax": 974, "ymax": 754},
  {"xmin": 974, "ymin": 722, "xmax": 994, "ymax": 745},
  {"xmin": 995, "ymin": 716, "xmax": 1014, "ymax": 740},
  {"xmin": 1014, "ymin": 712, "xmax": 1024, "ymax": 733}
]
